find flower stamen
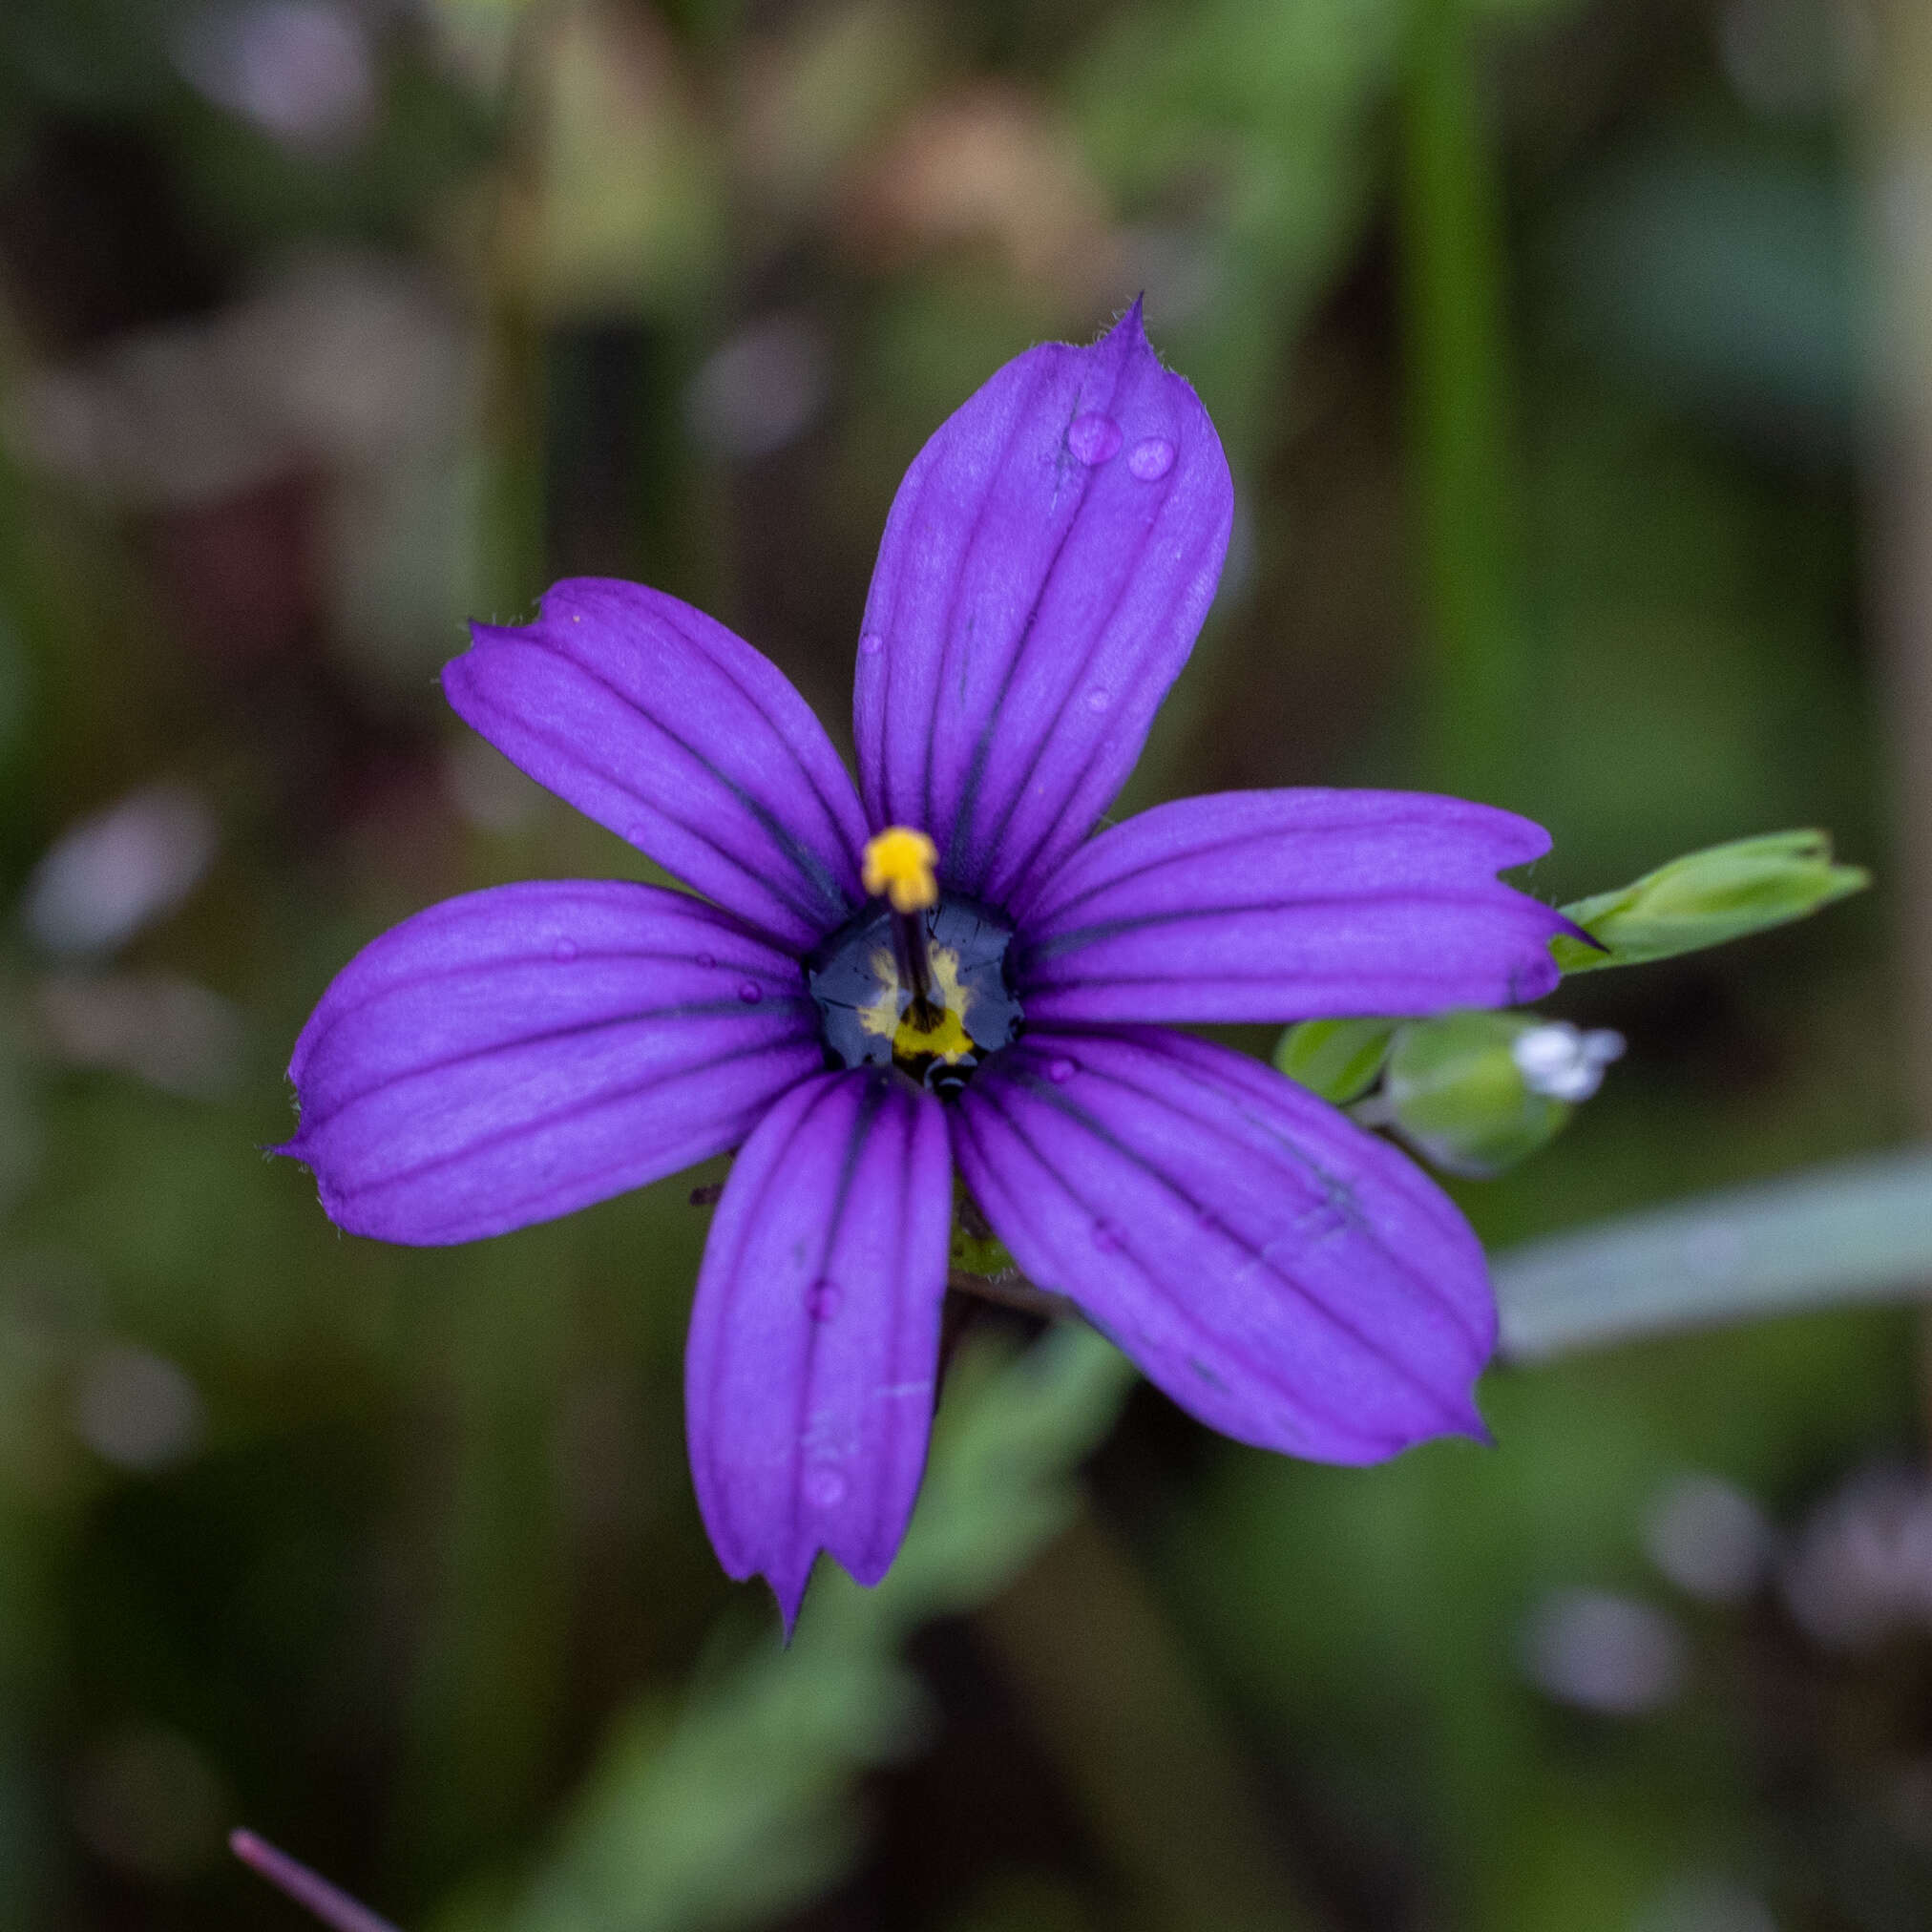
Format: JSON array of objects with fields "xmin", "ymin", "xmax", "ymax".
[
  {"xmin": 863, "ymin": 827, "xmax": 942, "ymax": 1028},
  {"xmin": 808, "ymin": 892, "xmax": 1021, "ymax": 1095},
  {"xmin": 861, "ymin": 827, "xmax": 939, "ymax": 914}
]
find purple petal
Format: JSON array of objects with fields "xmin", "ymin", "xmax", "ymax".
[
  {"xmin": 284, "ymin": 880, "xmax": 821, "ymax": 1245},
  {"xmin": 1015, "ymin": 789, "xmax": 1565, "ymax": 1024},
  {"xmin": 854, "ymin": 304, "xmax": 1233, "ymax": 908},
  {"xmin": 446, "ymin": 579, "xmax": 869, "ymax": 950},
  {"xmin": 684, "ymin": 1069, "xmax": 952, "ymax": 1630},
  {"xmin": 952, "ymin": 1029, "xmax": 1495, "ymax": 1462}
]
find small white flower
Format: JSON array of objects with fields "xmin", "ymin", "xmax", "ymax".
[{"xmin": 1511, "ymin": 1020, "xmax": 1626, "ymax": 1102}]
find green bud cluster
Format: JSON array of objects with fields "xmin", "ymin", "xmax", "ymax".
[{"xmin": 1269, "ymin": 827, "xmax": 1869, "ymax": 1184}]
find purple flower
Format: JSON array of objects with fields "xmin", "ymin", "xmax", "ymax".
[{"xmin": 284, "ymin": 307, "xmax": 1566, "ymax": 1626}]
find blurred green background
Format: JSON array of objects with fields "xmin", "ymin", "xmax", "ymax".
[{"xmin": 0, "ymin": 0, "xmax": 1925, "ymax": 1926}]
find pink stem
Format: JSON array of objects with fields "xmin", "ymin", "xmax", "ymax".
[{"xmin": 229, "ymin": 1830, "xmax": 402, "ymax": 1932}]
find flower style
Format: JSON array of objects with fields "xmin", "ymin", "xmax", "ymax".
[{"xmin": 283, "ymin": 307, "xmax": 1567, "ymax": 1626}]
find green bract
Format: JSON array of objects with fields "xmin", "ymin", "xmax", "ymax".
[
  {"xmin": 949, "ymin": 1182, "xmax": 1018, "ymax": 1279},
  {"xmin": 1271, "ymin": 1017, "xmax": 1399, "ymax": 1103},
  {"xmin": 1549, "ymin": 830, "xmax": 1868, "ymax": 975}
]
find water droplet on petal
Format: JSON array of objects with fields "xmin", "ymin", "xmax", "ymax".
[
  {"xmin": 1084, "ymin": 687, "xmax": 1110, "ymax": 713},
  {"xmin": 805, "ymin": 1467, "xmax": 847, "ymax": 1508},
  {"xmin": 806, "ymin": 1278, "xmax": 841, "ymax": 1321},
  {"xmin": 1091, "ymin": 1218, "xmax": 1124, "ymax": 1253},
  {"xmin": 552, "ymin": 937, "xmax": 578, "ymax": 962},
  {"xmin": 736, "ymin": 980, "xmax": 763, "ymax": 1004},
  {"xmin": 1067, "ymin": 412, "xmax": 1123, "ymax": 465},
  {"xmin": 696, "ymin": 952, "xmax": 716, "ymax": 969},
  {"xmin": 1047, "ymin": 1057, "xmax": 1077, "ymax": 1083},
  {"xmin": 1126, "ymin": 435, "xmax": 1175, "ymax": 481},
  {"xmin": 858, "ymin": 630, "xmax": 884, "ymax": 657}
]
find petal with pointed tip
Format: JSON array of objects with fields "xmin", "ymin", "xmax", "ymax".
[
  {"xmin": 952, "ymin": 1029, "xmax": 1495, "ymax": 1462},
  {"xmin": 284, "ymin": 881, "xmax": 820, "ymax": 1245},
  {"xmin": 685, "ymin": 1069, "xmax": 952, "ymax": 1630},
  {"xmin": 854, "ymin": 305, "xmax": 1232, "ymax": 907},
  {"xmin": 447, "ymin": 579, "xmax": 869, "ymax": 950},
  {"xmin": 1017, "ymin": 789, "xmax": 1565, "ymax": 1023}
]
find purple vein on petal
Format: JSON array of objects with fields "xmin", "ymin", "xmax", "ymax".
[
  {"xmin": 307, "ymin": 1035, "xmax": 812, "ymax": 1201},
  {"xmin": 937, "ymin": 352, "xmax": 1134, "ymax": 878},
  {"xmin": 301, "ymin": 997, "xmax": 813, "ymax": 1124},
  {"xmin": 1055, "ymin": 1034, "xmax": 1491, "ymax": 1354},
  {"xmin": 855, "ymin": 305, "xmax": 1234, "ymax": 905},
  {"xmin": 686, "ymin": 1069, "xmax": 951, "ymax": 1629},
  {"xmin": 452, "ymin": 650, "xmax": 843, "ymax": 938},
  {"xmin": 956, "ymin": 1088, "xmax": 1410, "ymax": 1458},
  {"xmin": 1013, "ymin": 790, "xmax": 1568, "ymax": 1024},
  {"xmin": 967, "ymin": 1071, "xmax": 1466, "ymax": 1446},
  {"xmin": 284, "ymin": 880, "xmax": 822, "ymax": 1245},
  {"xmin": 953, "ymin": 1029, "xmax": 1494, "ymax": 1461},
  {"xmin": 448, "ymin": 579, "xmax": 868, "ymax": 949}
]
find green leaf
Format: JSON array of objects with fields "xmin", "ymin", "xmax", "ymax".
[
  {"xmin": 1550, "ymin": 829, "xmax": 1868, "ymax": 974},
  {"xmin": 1381, "ymin": 1011, "xmax": 1569, "ymax": 1179},
  {"xmin": 1271, "ymin": 1017, "xmax": 1399, "ymax": 1103},
  {"xmin": 1491, "ymin": 1147, "xmax": 1932, "ymax": 1360}
]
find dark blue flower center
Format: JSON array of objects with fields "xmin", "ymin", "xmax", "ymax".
[{"xmin": 806, "ymin": 895, "xmax": 1022, "ymax": 1097}]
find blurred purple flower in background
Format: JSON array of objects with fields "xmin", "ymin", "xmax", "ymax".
[{"xmin": 282, "ymin": 307, "xmax": 1567, "ymax": 1625}]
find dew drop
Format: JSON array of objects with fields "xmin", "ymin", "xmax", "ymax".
[
  {"xmin": 858, "ymin": 630, "xmax": 885, "ymax": 657},
  {"xmin": 696, "ymin": 951, "xmax": 716, "ymax": 969},
  {"xmin": 805, "ymin": 1467, "xmax": 848, "ymax": 1508},
  {"xmin": 1126, "ymin": 435, "xmax": 1175, "ymax": 481},
  {"xmin": 1047, "ymin": 1057, "xmax": 1077, "ymax": 1084},
  {"xmin": 1084, "ymin": 687, "xmax": 1110, "ymax": 713},
  {"xmin": 551, "ymin": 937, "xmax": 578, "ymax": 962},
  {"xmin": 806, "ymin": 1278, "xmax": 842, "ymax": 1321},
  {"xmin": 1067, "ymin": 412, "xmax": 1123, "ymax": 465},
  {"xmin": 1091, "ymin": 1218, "xmax": 1125, "ymax": 1253},
  {"xmin": 736, "ymin": 980, "xmax": 763, "ymax": 1004}
]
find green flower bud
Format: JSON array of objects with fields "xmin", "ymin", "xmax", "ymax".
[
  {"xmin": 1551, "ymin": 830, "xmax": 1868, "ymax": 976},
  {"xmin": 1383, "ymin": 1011, "xmax": 1623, "ymax": 1179},
  {"xmin": 1271, "ymin": 1017, "xmax": 1399, "ymax": 1103}
]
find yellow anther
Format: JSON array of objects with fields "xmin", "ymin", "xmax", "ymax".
[{"xmin": 861, "ymin": 827, "xmax": 939, "ymax": 914}]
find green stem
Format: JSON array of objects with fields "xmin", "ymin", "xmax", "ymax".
[{"xmin": 1397, "ymin": 0, "xmax": 1528, "ymax": 804}]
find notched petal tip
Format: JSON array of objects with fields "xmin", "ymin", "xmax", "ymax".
[
  {"xmin": 767, "ymin": 1562, "xmax": 814, "ymax": 1642},
  {"xmin": 1108, "ymin": 294, "xmax": 1149, "ymax": 348},
  {"xmin": 1550, "ymin": 910, "xmax": 1610, "ymax": 958},
  {"xmin": 763, "ymin": 1538, "xmax": 899, "ymax": 1639}
]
